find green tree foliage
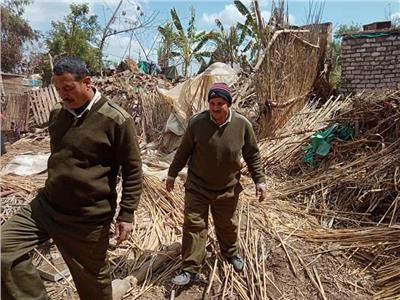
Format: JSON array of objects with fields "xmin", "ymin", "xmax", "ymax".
[
  {"xmin": 157, "ymin": 22, "xmax": 175, "ymax": 68},
  {"xmin": 46, "ymin": 3, "xmax": 101, "ymax": 72},
  {"xmin": 334, "ymin": 24, "xmax": 362, "ymax": 40},
  {"xmin": 165, "ymin": 7, "xmax": 215, "ymax": 77},
  {"xmin": 1, "ymin": 0, "xmax": 39, "ymax": 73},
  {"xmin": 210, "ymin": 20, "xmax": 241, "ymax": 67},
  {"xmin": 331, "ymin": 24, "xmax": 362, "ymax": 89},
  {"xmin": 234, "ymin": 0, "xmax": 263, "ymax": 63}
]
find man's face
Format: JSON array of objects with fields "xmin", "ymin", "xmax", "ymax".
[
  {"xmin": 53, "ymin": 73, "xmax": 92, "ymax": 109},
  {"xmin": 209, "ymin": 97, "xmax": 229, "ymax": 121}
]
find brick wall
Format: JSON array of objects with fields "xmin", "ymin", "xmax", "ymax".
[{"xmin": 341, "ymin": 31, "xmax": 400, "ymax": 93}]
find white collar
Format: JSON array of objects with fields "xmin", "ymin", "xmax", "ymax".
[{"xmin": 65, "ymin": 88, "xmax": 102, "ymax": 118}]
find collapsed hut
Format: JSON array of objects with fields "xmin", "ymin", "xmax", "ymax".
[{"xmin": 1, "ymin": 18, "xmax": 399, "ymax": 300}]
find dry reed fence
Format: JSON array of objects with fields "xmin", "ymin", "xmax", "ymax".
[
  {"xmin": 140, "ymin": 91, "xmax": 172, "ymax": 143},
  {"xmin": 2, "ymin": 93, "xmax": 31, "ymax": 132},
  {"xmin": 256, "ymin": 28, "xmax": 322, "ymax": 138},
  {"xmin": 231, "ymin": 25, "xmax": 331, "ymax": 139},
  {"xmin": 1, "ymin": 91, "xmax": 399, "ymax": 299}
]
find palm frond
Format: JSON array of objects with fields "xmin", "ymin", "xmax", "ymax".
[
  {"xmin": 171, "ymin": 51, "xmax": 181, "ymax": 58},
  {"xmin": 187, "ymin": 7, "xmax": 196, "ymax": 40},
  {"xmin": 194, "ymin": 54, "xmax": 207, "ymax": 65},
  {"xmin": 196, "ymin": 51, "xmax": 213, "ymax": 58},
  {"xmin": 237, "ymin": 23, "xmax": 252, "ymax": 44},
  {"xmin": 193, "ymin": 35, "xmax": 211, "ymax": 53},
  {"xmin": 215, "ymin": 18, "xmax": 224, "ymax": 32},
  {"xmin": 170, "ymin": 8, "xmax": 184, "ymax": 36},
  {"xmin": 242, "ymin": 40, "xmax": 253, "ymax": 53},
  {"xmin": 234, "ymin": 0, "xmax": 251, "ymax": 18}
]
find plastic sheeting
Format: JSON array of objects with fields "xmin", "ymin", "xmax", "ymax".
[
  {"xmin": 159, "ymin": 62, "xmax": 238, "ymax": 136},
  {"xmin": 1, "ymin": 153, "xmax": 50, "ymax": 176},
  {"xmin": 304, "ymin": 124, "xmax": 354, "ymax": 166}
]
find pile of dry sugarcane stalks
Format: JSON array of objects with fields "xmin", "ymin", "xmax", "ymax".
[
  {"xmin": 1, "ymin": 130, "xmax": 50, "ymax": 165},
  {"xmin": 374, "ymin": 257, "xmax": 400, "ymax": 300},
  {"xmin": 107, "ymin": 177, "xmax": 376, "ymax": 300},
  {"xmin": 258, "ymin": 90, "xmax": 400, "ymax": 299},
  {"xmin": 270, "ymin": 91, "xmax": 400, "ymax": 225},
  {"xmin": 257, "ymin": 94, "xmax": 352, "ymax": 175},
  {"xmin": 1, "ymin": 131, "xmax": 50, "ymax": 222}
]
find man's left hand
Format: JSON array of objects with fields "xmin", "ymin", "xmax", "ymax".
[
  {"xmin": 256, "ymin": 183, "xmax": 267, "ymax": 202},
  {"xmin": 115, "ymin": 221, "xmax": 133, "ymax": 245}
]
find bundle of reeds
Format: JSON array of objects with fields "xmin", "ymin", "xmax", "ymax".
[
  {"xmin": 374, "ymin": 258, "xmax": 400, "ymax": 300},
  {"xmin": 140, "ymin": 91, "xmax": 173, "ymax": 143}
]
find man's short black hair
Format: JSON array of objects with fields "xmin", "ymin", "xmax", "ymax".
[{"xmin": 53, "ymin": 57, "xmax": 90, "ymax": 80}]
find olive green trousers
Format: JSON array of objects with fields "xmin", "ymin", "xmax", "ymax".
[
  {"xmin": 181, "ymin": 186, "xmax": 240, "ymax": 274},
  {"xmin": 1, "ymin": 195, "xmax": 112, "ymax": 300}
]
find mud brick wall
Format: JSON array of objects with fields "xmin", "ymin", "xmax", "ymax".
[{"xmin": 341, "ymin": 32, "xmax": 400, "ymax": 93}]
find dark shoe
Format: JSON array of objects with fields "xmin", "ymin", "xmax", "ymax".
[
  {"xmin": 171, "ymin": 271, "xmax": 196, "ymax": 286},
  {"xmin": 229, "ymin": 254, "xmax": 244, "ymax": 272}
]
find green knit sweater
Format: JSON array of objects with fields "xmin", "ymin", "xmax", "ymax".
[
  {"xmin": 168, "ymin": 110, "xmax": 265, "ymax": 193},
  {"xmin": 41, "ymin": 96, "xmax": 142, "ymax": 224}
]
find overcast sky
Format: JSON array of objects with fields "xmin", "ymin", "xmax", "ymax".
[{"xmin": 22, "ymin": 0, "xmax": 400, "ymax": 65}]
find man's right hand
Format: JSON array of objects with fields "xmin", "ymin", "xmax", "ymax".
[
  {"xmin": 166, "ymin": 177, "xmax": 175, "ymax": 192},
  {"xmin": 256, "ymin": 183, "xmax": 267, "ymax": 202}
]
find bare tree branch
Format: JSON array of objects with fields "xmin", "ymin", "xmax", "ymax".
[{"xmin": 97, "ymin": 0, "xmax": 157, "ymax": 75}]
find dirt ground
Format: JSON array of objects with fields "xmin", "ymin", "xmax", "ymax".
[{"xmin": 119, "ymin": 234, "xmax": 374, "ymax": 300}]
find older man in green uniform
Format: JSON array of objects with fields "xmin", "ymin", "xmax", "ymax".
[
  {"xmin": 166, "ymin": 82, "xmax": 266, "ymax": 285},
  {"xmin": 1, "ymin": 57, "xmax": 143, "ymax": 299}
]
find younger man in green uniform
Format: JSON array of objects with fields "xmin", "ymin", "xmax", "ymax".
[
  {"xmin": 1, "ymin": 57, "xmax": 143, "ymax": 299},
  {"xmin": 166, "ymin": 82, "xmax": 266, "ymax": 285}
]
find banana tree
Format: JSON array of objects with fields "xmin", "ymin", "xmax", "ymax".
[
  {"xmin": 169, "ymin": 7, "xmax": 215, "ymax": 77},
  {"xmin": 210, "ymin": 19, "xmax": 241, "ymax": 67},
  {"xmin": 234, "ymin": 0, "xmax": 265, "ymax": 63},
  {"xmin": 157, "ymin": 22, "xmax": 175, "ymax": 68}
]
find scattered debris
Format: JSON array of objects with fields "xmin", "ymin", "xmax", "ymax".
[
  {"xmin": 1, "ymin": 89, "xmax": 398, "ymax": 299},
  {"xmin": 1, "ymin": 23, "xmax": 398, "ymax": 299}
]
